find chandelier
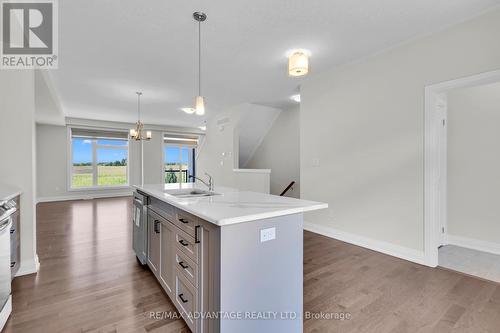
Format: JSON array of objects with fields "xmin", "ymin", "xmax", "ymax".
[{"xmin": 130, "ymin": 92, "xmax": 151, "ymax": 141}]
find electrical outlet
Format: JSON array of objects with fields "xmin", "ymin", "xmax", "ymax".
[
  {"xmin": 312, "ymin": 158, "xmax": 320, "ymax": 167},
  {"xmin": 260, "ymin": 227, "xmax": 276, "ymax": 243}
]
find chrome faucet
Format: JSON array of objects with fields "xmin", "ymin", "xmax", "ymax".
[{"xmin": 189, "ymin": 173, "xmax": 214, "ymax": 191}]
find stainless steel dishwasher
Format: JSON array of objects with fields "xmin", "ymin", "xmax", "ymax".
[
  {"xmin": 132, "ymin": 191, "xmax": 148, "ymax": 265},
  {"xmin": 0, "ymin": 201, "xmax": 15, "ymax": 330}
]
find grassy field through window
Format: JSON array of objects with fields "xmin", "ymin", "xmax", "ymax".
[{"xmin": 72, "ymin": 165, "xmax": 127, "ymax": 188}]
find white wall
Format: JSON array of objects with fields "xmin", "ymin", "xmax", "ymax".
[
  {"xmin": 301, "ymin": 8, "xmax": 500, "ymax": 257},
  {"xmin": 233, "ymin": 169, "xmax": 271, "ymax": 194},
  {"xmin": 238, "ymin": 104, "xmax": 281, "ymax": 168},
  {"xmin": 196, "ymin": 104, "xmax": 275, "ymax": 193},
  {"xmin": 447, "ymin": 82, "xmax": 500, "ymax": 245},
  {"xmin": 142, "ymin": 130, "xmax": 165, "ymax": 185},
  {"xmin": 0, "ymin": 70, "xmax": 38, "ymax": 275},
  {"xmin": 36, "ymin": 123, "xmax": 178, "ymax": 201},
  {"xmin": 196, "ymin": 111, "xmax": 239, "ymax": 188},
  {"xmin": 35, "ymin": 71, "xmax": 64, "ymax": 126},
  {"xmin": 246, "ymin": 105, "xmax": 300, "ymax": 198}
]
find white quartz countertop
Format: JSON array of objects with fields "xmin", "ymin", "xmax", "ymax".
[
  {"xmin": 0, "ymin": 183, "xmax": 21, "ymax": 201},
  {"xmin": 133, "ymin": 183, "xmax": 328, "ymax": 226}
]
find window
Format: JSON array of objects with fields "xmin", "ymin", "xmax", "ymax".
[
  {"xmin": 70, "ymin": 128, "xmax": 129, "ymax": 189},
  {"xmin": 164, "ymin": 134, "xmax": 198, "ymax": 184}
]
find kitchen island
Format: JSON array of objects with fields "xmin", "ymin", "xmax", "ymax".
[{"xmin": 132, "ymin": 183, "xmax": 327, "ymax": 333}]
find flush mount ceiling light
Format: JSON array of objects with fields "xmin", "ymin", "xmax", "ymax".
[
  {"xmin": 193, "ymin": 11, "xmax": 207, "ymax": 116},
  {"xmin": 181, "ymin": 107, "xmax": 196, "ymax": 114},
  {"xmin": 288, "ymin": 50, "xmax": 310, "ymax": 77},
  {"xmin": 290, "ymin": 94, "xmax": 301, "ymax": 103},
  {"xmin": 130, "ymin": 92, "xmax": 152, "ymax": 141}
]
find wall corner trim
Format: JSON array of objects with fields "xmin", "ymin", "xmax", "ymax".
[
  {"xmin": 304, "ymin": 222, "xmax": 431, "ymax": 267},
  {"xmin": 15, "ymin": 254, "xmax": 40, "ymax": 277}
]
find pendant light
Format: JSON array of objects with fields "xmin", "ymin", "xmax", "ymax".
[
  {"xmin": 193, "ymin": 11, "xmax": 206, "ymax": 116},
  {"xmin": 288, "ymin": 50, "xmax": 309, "ymax": 77},
  {"xmin": 130, "ymin": 92, "xmax": 152, "ymax": 141}
]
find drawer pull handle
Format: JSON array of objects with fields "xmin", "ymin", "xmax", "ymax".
[
  {"xmin": 154, "ymin": 220, "xmax": 161, "ymax": 233},
  {"xmin": 179, "ymin": 218, "xmax": 189, "ymax": 224},
  {"xmin": 195, "ymin": 225, "xmax": 200, "ymax": 243},
  {"xmin": 10, "ymin": 262, "xmax": 15, "ymax": 268},
  {"xmin": 179, "ymin": 261, "xmax": 189, "ymax": 269},
  {"xmin": 179, "ymin": 239, "xmax": 189, "ymax": 246},
  {"xmin": 179, "ymin": 293, "xmax": 189, "ymax": 303}
]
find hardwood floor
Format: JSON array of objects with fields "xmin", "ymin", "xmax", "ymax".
[
  {"xmin": 4, "ymin": 197, "xmax": 500, "ymax": 332},
  {"xmin": 4, "ymin": 197, "xmax": 189, "ymax": 333}
]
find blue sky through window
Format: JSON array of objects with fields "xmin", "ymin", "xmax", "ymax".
[
  {"xmin": 97, "ymin": 149, "xmax": 128, "ymax": 163},
  {"xmin": 73, "ymin": 138, "xmax": 92, "ymax": 164},
  {"xmin": 164, "ymin": 146, "xmax": 189, "ymax": 164},
  {"xmin": 72, "ymin": 138, "xmax": 128, "ymax": 164}
]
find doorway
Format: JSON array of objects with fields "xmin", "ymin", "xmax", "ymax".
[
  {"xmin": 424, "ymin": 69, "xmax": 500, "ymax": 280},
  {"xmin": 424, "ymin": 70, "xmax": 500, "ymax": 267}
]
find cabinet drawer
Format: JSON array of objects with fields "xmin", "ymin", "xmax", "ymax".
[
  {"xmin": 174, "ymin": 226, "xmax": 199, "ymax": 264},
  {"xmin": 175, "ymin": 246, "xmax": 198, "ymax": 288},
  {"xmin": 174, "ymin": 209, "xmax": 198, "ymax": 237},
  {"xmin": 174, "ymin": 267, "xmax": 198, "ymax": 332},
  {"xmin": 149, "ymin": 197, "xmax": 176, "ymax": 221}
]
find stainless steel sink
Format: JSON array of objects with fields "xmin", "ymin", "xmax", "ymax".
[{"xmin": 165, "ymin": 188, "xmax": 220, "ymax": 198}]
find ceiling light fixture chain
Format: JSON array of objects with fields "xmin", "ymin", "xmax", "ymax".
[
  {"xmin": 198, "ymin": 16, "xmax": 201, "ymax": 97},
  {"xmin": 137, "ymin": 91, "xmax": 142, "ymax": 121}
]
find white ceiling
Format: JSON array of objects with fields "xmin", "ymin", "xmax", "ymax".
[{"xmin": 50, "ymin": 0, "xmax": 500, "ymax": 127}]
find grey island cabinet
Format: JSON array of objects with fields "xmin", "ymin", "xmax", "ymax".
[{"xmin": 132, "ymin": 184, "xmax": 327, "ymax": 333}]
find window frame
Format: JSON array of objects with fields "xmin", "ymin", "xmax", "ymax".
[
  {"xmin": 67, "ymin": 126, "xmax": 130, "ymax": 191},
  {"xmin": 162, "ymin": 141, "xmax": 197, "ymax": 185}
]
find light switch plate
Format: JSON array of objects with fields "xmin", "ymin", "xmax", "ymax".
[{"xmin": 260, "ymin": 227, "xmax": 276, "ymax": 243}]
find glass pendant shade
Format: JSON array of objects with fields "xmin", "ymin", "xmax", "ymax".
[
  {"xmin": 288, "ymin": 51, "xmax": 309, "ymax": 77},
  {"xmin": 195, "ymin": 95, "xmax": 205, "ymax": 115}
]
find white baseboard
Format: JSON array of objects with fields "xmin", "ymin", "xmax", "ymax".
[
  {"xmin": 15, "ymin": 254, "xmax": 40, "ymax": 277},
  {"xmin": 447, "ymin": 234, "xmax": 500, "ymax": 256},
  {"xmin": 304, "ymin": 222, "xmax": 428, "ymax": 266},
  {"xmin": 0, "ymin": 295, "xmax": 12, "ymax": 331},
  {"xmin": 37, "ymin": 191, "xmax": 133, "ymax": 203}
]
